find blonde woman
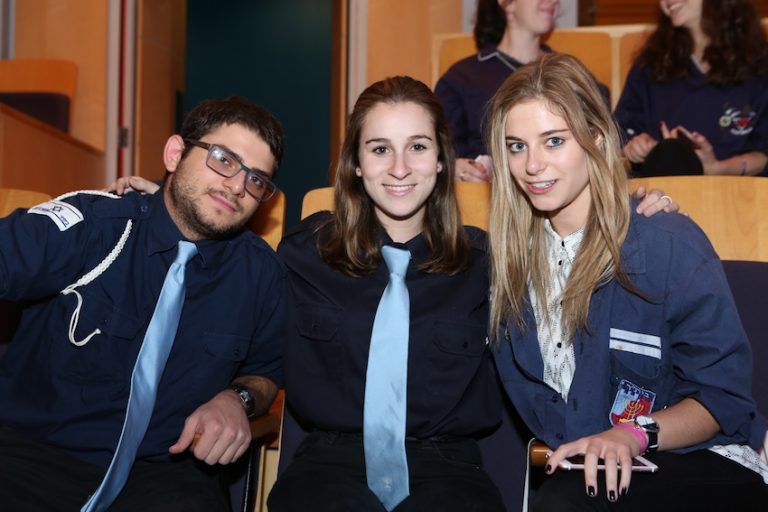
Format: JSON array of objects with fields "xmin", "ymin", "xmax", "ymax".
[{"xmin": 487, "ymin": 53, "xmax": 767, "ymax": 510}]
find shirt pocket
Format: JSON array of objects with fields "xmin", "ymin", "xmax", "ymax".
[
  {"xmin": 608, "ymin": 329, "xmax": 663, "ymax": 393},
  {"xmin": 291, "ymin": 302, "xmax": 345, "ymax": 381},
  {"xmin": 426, "ymin": 319, "xmax": 487, "ymax": 397},
  {"xmin": 191, "ymin": 334, "xmax": 251, "ymax": 391},
  {"xmin": 295, "ymin": 302, "xmax": 341, "ymax": 342},
  {"xmin": 55, "ymin": 293, "xmax": 144, "ymax": 403}
]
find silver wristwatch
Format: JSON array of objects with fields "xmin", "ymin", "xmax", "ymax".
[
  {"xmin": 634, "ymin": 415, "xmax": 660, "ymax": 453},
  {"xmin": 230, "ymin": 384, "xmax": 257, "ymax": 418}
]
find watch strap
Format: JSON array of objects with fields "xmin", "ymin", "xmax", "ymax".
[
  {"xmin": 230, "ymin": 384, "xmax": 257, "ymax": 418},
  {"xmin": 634, "ymin": 415, "xmax": 659, "ymax": 453}
]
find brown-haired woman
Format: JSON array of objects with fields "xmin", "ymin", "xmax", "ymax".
[
  {"xmin": 615, "ymin": 0, "xmax": 768, "ymax": 177},
  {"xmin": 267, "ymin": 75, "xmax": 506, "ymax": 511}
]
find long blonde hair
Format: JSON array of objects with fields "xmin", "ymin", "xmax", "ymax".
[{"xmin": 486, "ymin": 53, "xmax": 633, "ymax": 343}]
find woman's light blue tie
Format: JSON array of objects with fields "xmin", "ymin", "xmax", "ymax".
[
  {"xmin": 81, "ymin": 240, "xmax": 198, "ymax": 512},
  {"xmin": 364, "ymin": 245, "xmax": 411, "ymax": 511}
]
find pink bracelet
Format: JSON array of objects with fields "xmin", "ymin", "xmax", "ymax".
[{"xmin": 614, "ymin": 421, "xmax": 649, "ymax": 455}]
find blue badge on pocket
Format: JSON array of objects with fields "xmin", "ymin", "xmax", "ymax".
[{"xmin": 610, "ymin": 379, "xmax": 655, "ymax": 426}]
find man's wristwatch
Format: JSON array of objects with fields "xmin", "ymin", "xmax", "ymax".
[
  {"xmin": 633, "ymin": 415, "xmax": 660, "ymax": 453},
  {"xmin": 230, "ymin": 384, "xmax": 257, "ymax": 418}
]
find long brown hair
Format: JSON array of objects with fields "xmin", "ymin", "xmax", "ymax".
[
  {"xmin": 486, "ymin": 53, "xmax": 633, "ymax": 343},
  {"xmin": 637, "ymin": 0, "xmax": 768, "ymax": 85},
  {"xmin": 319, "ymin": 76, "xmax": 469, "ymax": 276}
]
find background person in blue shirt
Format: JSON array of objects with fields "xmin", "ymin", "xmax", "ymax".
[
  {"xmin": 486, "ymin": 54, "xmax": 767, "ymax": 510},
  {"xmin": 0, "ymin": 97, "xmax": 287, "ymax": 511},
  {"xmin": 435, "ymin": 0, "xmax": 561, "ymax": 183},
  {"xmin": 615, "ymin": 0, "xmax": 768, "ymax": 177}
]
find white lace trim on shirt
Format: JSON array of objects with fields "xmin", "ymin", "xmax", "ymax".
[{"xmin": 530, "ymin": 221, "xmax": 584, "ymax": 401}]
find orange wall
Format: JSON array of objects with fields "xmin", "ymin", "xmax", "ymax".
[
  {"xmin": 134, "ymin": 0, "xmax": 187, "ymax": 181},
  {"xmin": 591, "ymin": 0, "xmax": 768, "ymax": 24},
  {"xmin": 14, "ymin": 0, "xmax": 108, "ymax": 151},
  {"xmin": 366, "ymin": 0, "xmax": 462, "ymax": 87}
]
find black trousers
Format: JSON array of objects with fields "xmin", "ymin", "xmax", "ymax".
[
  {"xmin": 268, "ymin": 431, "xmax": 505, "ymax": 512},
  {"xmin": 632, "ymin": 138, "xmax": 704, "ymax": 177},
  {"xmin": 0, "ymin": 426, "xmax": 229, "ymax": 512},
  {"xmin": 532, "ymin": 449, "xmax": 767, "ymax": 512}
]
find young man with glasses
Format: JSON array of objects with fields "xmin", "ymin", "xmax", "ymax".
[{"xmin": 0, "ymin": 97, "xmax": 287, "ymax": 511}]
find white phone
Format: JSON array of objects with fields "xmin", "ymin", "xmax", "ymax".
[{"xmin": 557, "ymin": 454, "xmax": 659, "ymax": 473}]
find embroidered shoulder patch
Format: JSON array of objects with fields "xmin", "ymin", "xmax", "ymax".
[{"xmin": 29, "ymin": 200, "xmax": 84, "ymax": 231}]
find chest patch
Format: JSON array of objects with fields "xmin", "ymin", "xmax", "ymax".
[
  {"xmin": 718, "ymin": 106, "xmax": 755, "ymax": 136},
  {"xmin": 610, "ymin": 378, "xmax": 656, "ymax": 426},
  {"xmin": 29, "ymin": 200, "xmax": 84, "ymax": 231}
]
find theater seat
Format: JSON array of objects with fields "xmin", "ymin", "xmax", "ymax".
[{"xmin": 721, "ymin": 260, "xmax": 768, "ymax": 417}]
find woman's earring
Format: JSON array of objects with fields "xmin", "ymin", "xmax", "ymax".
[
  {"xmin": 436, "ymin": 163, "xmax": 443, "ymax": 173},
  {"xmin": 355, "ymin": 167, "xmax": 362, "ymax": 177}
]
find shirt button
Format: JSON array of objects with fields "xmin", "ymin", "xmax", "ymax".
[
  {"xmin": 556, "ymin": 433, "xmax": 564, "ymax": 440},
  {"xmin": 551, "ymin": 395, "xmax": 559, "ymax": 403},
  {"xmin": 140, "ymin": 204, "xmax": 149, "ymax": 213}
]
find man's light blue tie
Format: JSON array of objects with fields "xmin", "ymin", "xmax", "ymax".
[
  {"xmin": 364, "ymin": 245, "xmax": 411, "ymax": 511},
  {"xmin": 81, "ymin": 240, "xmax": 198, "ymax": 512}
]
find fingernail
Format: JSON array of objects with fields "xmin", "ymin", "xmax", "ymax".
[
  {"xmin": 587, "ymin": 485, "xmax": 596, "ymax": 497},
  {"xmin": 621, "ymin": 487, "xmax": 628, "ymax": 496},
  {"xmin": 545, "ymin": 464, "xmax": 552, "ymax": 473},
  {"xmin": 609, "ymin": 490, "xmax": 616, "ymax": 502}
]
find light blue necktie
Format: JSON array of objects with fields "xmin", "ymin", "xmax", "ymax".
[
  {"xmin": 82, "ymin": 240, "xmax": 198, "ymax": 512},
  {"xmin": 364, "ymin": 245, "xmax": 411, "ymax": 511}
]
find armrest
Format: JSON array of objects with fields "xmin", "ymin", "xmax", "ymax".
[
  {"xmin": 249, "ymin": 389, "xmax": 284, "ymax": 447},
  {"xmin": 530, "ymin": 439, "xmax": 551, "ymax": 467}
]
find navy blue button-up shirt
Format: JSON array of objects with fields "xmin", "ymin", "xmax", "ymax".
[
  {"xmin": 0, "ymin": 190, "xmax": 286, "ymax": 467},
  {"xmin": 436, "ymin": 44, "xmax": 610, "ymax": 159},
  {"xmin": 614, "ymin": 60, "xmax": 768, "ymax": 175},
  {"xmin": 494, "ymin": 207, "xmax": 766, "ymax": 452},
  {"xmin": 279, "ymin": 212, "xmax": 501, "ymax": 438}
]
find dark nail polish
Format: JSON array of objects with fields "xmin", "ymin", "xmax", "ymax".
[
  {"xmin": 609, "ymin": 490, "xmax": 617, "ymax": 502},
  {"xmin": 621, "ymin": 487, "xmax": 628, "ymax": 496},
  {"xmin": 545, "ymin": 464, "xmax": 552, "ymax": 473},
  {"xmin": 587, "ymin": 485, "xmax": 596, "ymax": 497}
]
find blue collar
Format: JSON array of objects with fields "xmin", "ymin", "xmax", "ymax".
[{"xmin": 477, "ymin": 43, "xmax": 553, "ymax": 71}]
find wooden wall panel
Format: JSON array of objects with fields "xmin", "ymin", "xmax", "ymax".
[
  {"xmin": 0, "ymin": 105, "xmax": 104, "ymax": 196},
  {"xmin": 134, "ymin": 0, "xmax": 187, "ymax": 182},
  {"xmin": 591, "ymin": 1, "xmax": 656, "ymax": 25},
  {"xmin": 14, "ymin": 0, "xmax": 108, "ymax": 151},
  {"xmin": 366, "ymin": 0, "xmax": 462, "ymax": 87},
  {"xmin": 589, "ymin": 0, "xmax": 768, "ymax": 25}
]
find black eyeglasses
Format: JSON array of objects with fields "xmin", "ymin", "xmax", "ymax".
[{"xmin": 184, "ymin": 139, "xmax": 277, "ymax": 202}]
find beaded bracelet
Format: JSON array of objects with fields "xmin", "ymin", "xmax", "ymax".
[{"xmin": 614, "ymin": 421, "xmax": 649, "ymax": 455}]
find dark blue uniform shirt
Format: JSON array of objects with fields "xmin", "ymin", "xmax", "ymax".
[
  {"xmin": 279, "ymin": 212, "xmax": 501, "ymax": 438},
  {"xmin": 435, "ymin": 44, "xmax": 608, "ymax": 159},
  {"xmin": 614, "ymin": 60, "xmax": 768, "ymax": 174},
  {"xmin": 494, "ymin": 207, "xmax": 767, "ymax": 451},
  {"xmin": 0, "ymin": 191, "xmax": 286, "ymax": 467}
]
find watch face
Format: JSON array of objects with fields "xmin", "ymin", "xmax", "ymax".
[
  {"xmin": 636, "ymin": 415, "xmax": 653, "ymax": 426},
  {"xmin": 636, "ymin": 415, "xmax": 659, "ymax": 432}
]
